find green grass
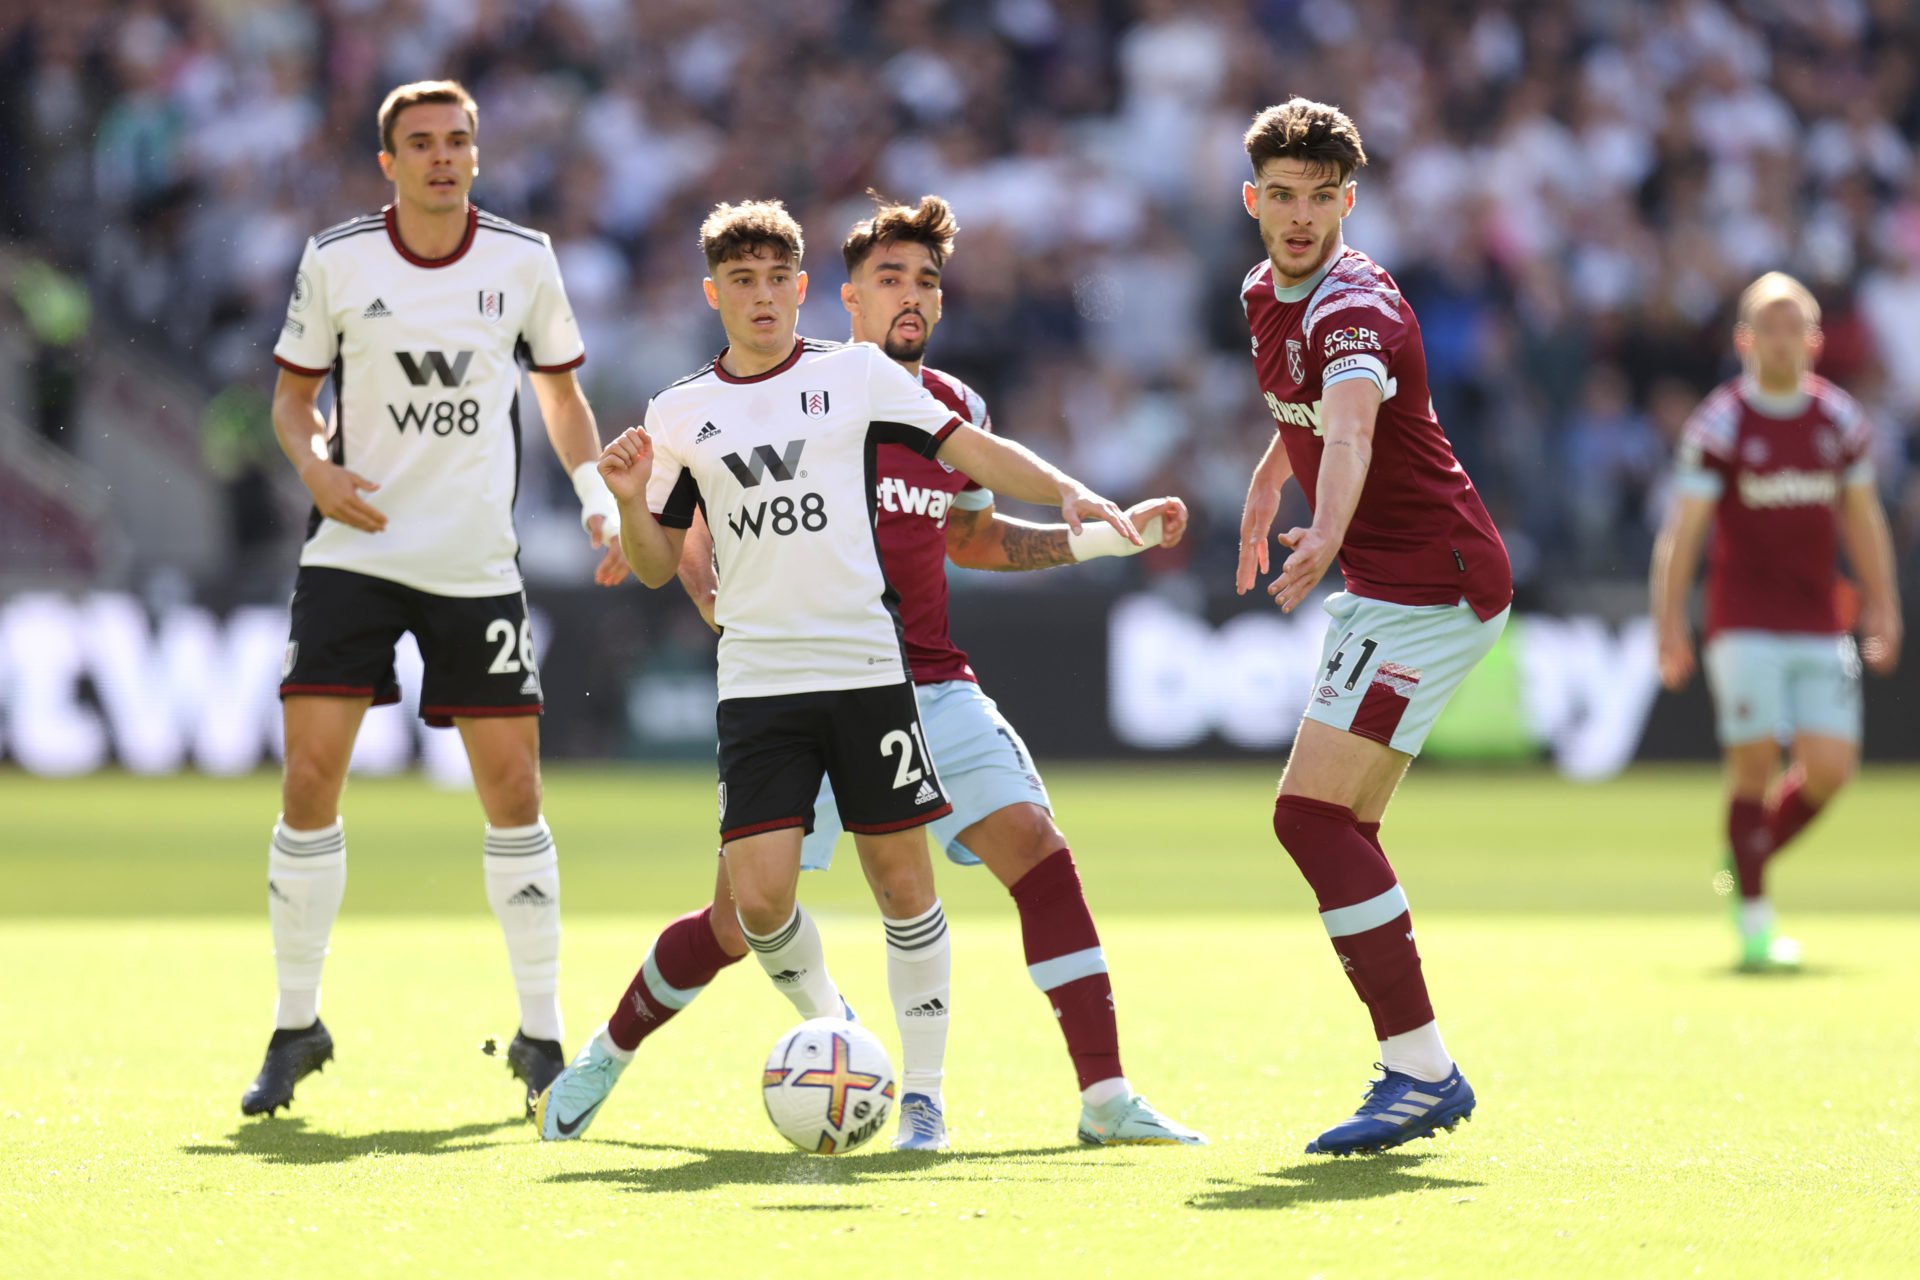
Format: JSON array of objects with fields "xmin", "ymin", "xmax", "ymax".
[{"xmin": 2, "ymin": 765, "xmax": 1917, "ymax": 1278}]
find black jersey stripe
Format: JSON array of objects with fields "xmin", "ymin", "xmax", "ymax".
[
  {"xmin": 475, "ymin": 218, "xmax": 546, "ymax": 247},
  {"xmin": 655, "ymin": 361, "xmax": 718, "ymax": 396},
  {"xmin": 314, "ymin": 224, "xmax": 386, "ymax": 252},
  {"xmin": 315, "ymin": 214, "xmax": 384, "ymax": 246}
]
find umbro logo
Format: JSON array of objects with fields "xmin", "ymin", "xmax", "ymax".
[
  {"xmin": 506, "ymin": 884, "xmax": 552, "ymax": 907},
  {"xmin": 914, "ymin": 780, "xmax": 940, "ymax": 805},
  {"xmin": 905, "ymin": 998, "xmax": 946, "ymax": 1018},
  {"xmin": 695, "ymin": 421, "xmax": 722, "ymax": 442},
  {"xmin": 769, "ymin": 968, "xmax": 804, "ymax": 984},
  {"xmin": 363, "ymin": 298, "xmax": 392, "ymax": 319}
]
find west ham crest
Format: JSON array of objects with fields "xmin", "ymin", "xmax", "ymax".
[
  {"xmin": 478, "ymin": 290, "xmax": 505, "ymax": 323},
  {"xmin": 800, "ymin": 390, "xmax": 830, "ymax": 417},
  {"xmin": 1286, "ymin": 338, "xmax": 1305, "ymax": 385}
]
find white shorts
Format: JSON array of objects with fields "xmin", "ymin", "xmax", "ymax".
[
  {"xmin": 1704, "ymin": 630, "xmax": 1862, "ymax": 747},
  {"xmin": 801, "ymin": 679, "xmax": 1050, "ymax": 871},
  {"xmin": 1302, "ymin": 593, "xmax": 1510, "ymax": 757}
]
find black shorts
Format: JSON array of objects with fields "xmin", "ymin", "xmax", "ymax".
[
  {"xmin": 716, "ymin": 683, "xmax": 951, "ymax": 843},
  {"xmin": 279, "ymin": 566, "xmax": 542, "ymax": 728}
]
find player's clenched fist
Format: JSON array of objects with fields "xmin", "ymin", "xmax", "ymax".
[{"xmin": 597, "ymin": 426, "xmax": 654, "ymax": 502}]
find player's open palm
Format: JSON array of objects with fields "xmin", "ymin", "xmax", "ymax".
[
  {"xmin": 1269, "ymin": 525, "xmax": 1338, "ymax": 613},
  {"xmin": 598, "ymin": 426, "xmax": 654, "ymax": 503},
  {"xmin": 301, "ymin": 460, "xmax": 386, "ymax": 533}
]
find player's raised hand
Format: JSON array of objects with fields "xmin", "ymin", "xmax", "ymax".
[
  {"xmin": 1237, "ymin": 484, "xmax": 1281, "ymax": 594},
  {"xmin": 1656, "ymin": 619, "xmax": 1696, "ymax": 690},
  {"xmin": 1268, "ymin": 525, "xmax": 1337, "ymax": 613},
  {"xmin": 299, "ymin": 460, "xmax": 386, "ymax": 533},
  {"xmin": 586, "ymin": 514, "xmax": 632, "ymax": 587},
  {"xmin": 597, "ymin": 426, "xmax": 654, "ymax": 502},
  {"xmin": 1859, "ymin": 600, "xmax": 1902, "ymax": 675},
  {"xmin": 1059, "ymin": 482, "xmax": 1141, "ymax": 545}
]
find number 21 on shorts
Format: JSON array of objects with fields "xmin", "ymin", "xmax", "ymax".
[{"xmin": 879, "ymin": 723, "xmax": 933, "ymax": 790}]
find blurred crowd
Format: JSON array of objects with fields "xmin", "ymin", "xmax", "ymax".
[{"xmin": 4, "ymin": 0, "xmax": 1920, "ymax": 595}]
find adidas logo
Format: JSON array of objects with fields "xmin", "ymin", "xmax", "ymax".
[
  {"xmin": 519, "ymin": 672, "xmax": 540, "ymax": 696},
  {"xmin": 913, "ymin": 780, "xmax": 940, "ymax": 805},
  {"xmin": 507, "ymin": 884, "xmax": 551, "ymax": 906},
  {"xmin": 268, "ymin": 880, "xmax": 290, "ymax": 904},
  {"xmin": 769, "ymin": 968, "xmax": 804, "ymax": 984},
  {"xmin": 363, "ymin": 298, "xmax": 391, "ymax": 319},
  {"xmin": 695, "ymin": 421, "xmax": 722, "ymax": 442},
  {"xmin": 905, "ymin": 998, "xmax": 946, "ymax": 1018}
]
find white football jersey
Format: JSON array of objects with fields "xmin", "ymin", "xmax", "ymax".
[
  {"xmin": 644, "ymin": 338, "xmax": 963, "ymax": 699},
  {"xmin": 272, "ymin": 205, "xmax": 585, "ymax": 596}
]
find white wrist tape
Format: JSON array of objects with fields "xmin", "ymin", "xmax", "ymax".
[
  {"xmin": 1069, "ymin": 514, "xmax": 1163, "ymax": 562},
  {"xmin": 571, "ymin": 461, "xmax": 621, "ymax": 535}
]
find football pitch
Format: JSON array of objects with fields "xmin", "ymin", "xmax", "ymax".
[{"xmin": 3, "ymin": 763, "xmax": 1916, "ymax": 1278}]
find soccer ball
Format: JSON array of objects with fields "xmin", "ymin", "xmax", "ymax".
[{"xmin": 762, "ymin": 1017, "xmax": 895, "ymax": 1155}]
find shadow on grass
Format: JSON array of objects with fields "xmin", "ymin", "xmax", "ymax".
[
  {"xmin": 1187, "ymin": 1151, "xmax": 1481, "ymax": 1211},
  {"xmin": 547, "ymin": 1142, "xmax": 1089, "ymax": 1197},
  {"xmin": 1714, "ymin": 962, "xmax": 1849, "ymax": 980},
  {"xmin": 182, "ymin": 1116, "xmax": 522, "ymax": 1165}
]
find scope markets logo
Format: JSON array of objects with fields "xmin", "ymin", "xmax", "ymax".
[{"xmin": 1321, "ymin": 325, "xmax": 1381, "ymax": 358}]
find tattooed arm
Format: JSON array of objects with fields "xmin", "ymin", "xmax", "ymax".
[{"xmin": 945, "ymin": 496, "xmax": 1187, "ymax": 571}]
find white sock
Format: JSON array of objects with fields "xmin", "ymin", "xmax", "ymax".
[
  {"xmin": 1740, "ymin": 898, "xmax": 1775, "ymax": 940},
  {"xmin": 1380, "ymin": 1020, "xmax": 1453, "ymax": 1082},
  {"xmin": 483, "ymin": 819, "xmax": 563, "ymax": 1043},
  {"xmin": 592, "ymin": 1023, "xmax": 634, "ymax": 1064},
  {"xmin": 884, "ymin": 900, "xmax": 951, "ymax": 1102},
  {"xmin": 742, "ymin": 906, "xmax": 842, "ymax": 1020},
  {"xmin": 269, "ymin": 818, "xmax": 347, "ymax": 1030},
  {"xmin": 1081, "ymin": 1077, "xmax": 1131, "ymax": 1109}
]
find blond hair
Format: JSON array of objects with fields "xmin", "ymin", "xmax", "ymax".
[
  {"xmin": 378, "ymin": 80, "xmax": 478, "ymax": 154},
  {"xmin": 1736, "ymin": 271, "xmax": 1820, "ymax": 328}
]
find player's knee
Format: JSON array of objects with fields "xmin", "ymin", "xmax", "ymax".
[
  {"xmin": 1800, "ymin": 752, "xmax": 1856, "ymax": 802},
  {"xmin": 480, "ymin": 765, "xmax": 543, "ymax": 827},
  {"xmin": 867, "ymin": 856, "xmax": 935, "ymax": 918},
  {"xmin": 281, "ymin": 749, "xmax": 345, "ymax": 823},
  {"xmin": 976, "ymin": 805, "xmax": 1063, "ymax": 886},
  {"xmin": 731, "ymin": 884, "xmax": 794, "ymax": 938}
]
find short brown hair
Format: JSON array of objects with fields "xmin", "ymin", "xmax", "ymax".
[
  {"xmin": 1243, "ymin": 98, "xmax": 1368, "ymax": 185},
  {"xmin": 842, "ymin": 192, "xmax": 960, "ymax": 275},
  {"xmin": 699, "ymin": 200, "xmax": 805, "ymax": 271},
  {"xmin": 378, "ymin": 80, "xmax": 478, "ymax": 154},
  {"xmin": 1736, "ymin": 271, "xmax": 1821, "ymax": 328}
]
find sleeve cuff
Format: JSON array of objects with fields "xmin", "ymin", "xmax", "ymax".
[
  {"xmin": 950, "ymin": 486, "xmax": 995, "ymax": 511},
  {"xmin": 654, "ymin": 509, "xmax": 693, "ymax": 530},
  {"xmin": 528, "ymin": 352, "xmax": 586, "ymax": 374},
  {"xmin": 274, "ymin": 354, "xmax": 331, "ymax": 377},
  {"xmin": 1844, "ymin": 457, "xmax": 1876, "ymax": 487},
  {"xmin": 1670, "ymin": 466, "xmax": 1724, "ymax": 500},
  {"xmin": 928, "ymin": 416, "xmax": 963, "ymax": 455}
]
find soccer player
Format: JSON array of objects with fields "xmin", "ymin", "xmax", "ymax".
[
  {"xmin": 536, "ymin": 195, "xmax": 1204, "ymax": 1150},
  {"xmin": 552, "ymin": 198, "xmax": 1133, "ymax": 1143},
  {"xmin": 1651, "ymin": 271, "xmax": 1902, "ymax": 971},
  {"xmin": 1233, "ymin": 100, "xmax": 1511, "ymax": 1155},
  {"xmin": 241, "ymin": 81, "xmax": 627, "ymax": 1117}
]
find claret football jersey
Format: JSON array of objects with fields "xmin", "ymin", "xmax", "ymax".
[
  {"xmin": 272, "ymin": 204, "xmax": 585, "ymax": 596},
  {"xmin": 1675, "ymin": 374, "xmax": 1875, "ymax": 636},
  {"xmin": 643, "ymin": 338, "xmax": 964, "ymax": 700},
  {"xmin": 1242, "ymin": 244, "xmax": 1511, "ymax": 620}
]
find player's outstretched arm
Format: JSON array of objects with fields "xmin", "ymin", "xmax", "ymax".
[
  {"xmin": 1649, "ymin": 493, "xmax": 1715, "ymax": 690},
  {"xmin": 1839, "ymin": 481, "xmax": 1903, "ymax": 674},
  {"xmin": 271, "ymin": 367, "xmax": 386, "ymax": 533},
  {"xmin": 934, "ymin": 423, "xmax": 1139, "ymax": 544},
  {"xmin": 1269, "ymin": 378, "xmax": 1378, "ymax": 613},
  {"xmin": 532, "ymin": 369, "xmax": 629, "ymax": 587},
  {"xmin": 598, "ymin": 426, "xmax": 687, "ymax": 589},
  {"xmin": 1236, "ymin": 434, "xmax": 1295, "ymax": 594},
  {"xmin": 946, "ymin": 497, "xmax": 1185, "ymax": 571}
]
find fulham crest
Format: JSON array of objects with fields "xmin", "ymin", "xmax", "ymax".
[
  {"xmin": 1286, "ymin": 338, "xmax": 1305, "ymax": 385},
  {"xmin": 478, "ymin": 290, "xmax": 505, "ymax": 323},
  {"xmin": 800, "ymin": 390, "xmax": 830, "ymax": 417}
]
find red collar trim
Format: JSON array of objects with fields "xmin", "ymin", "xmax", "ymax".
[
  {"xmin": 385, "ymin": 204, "xmax": 477, "ymax": 268},
  {"xmin": 712, "ymin": 340, "xmax": 805, "ymax": 384}
]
